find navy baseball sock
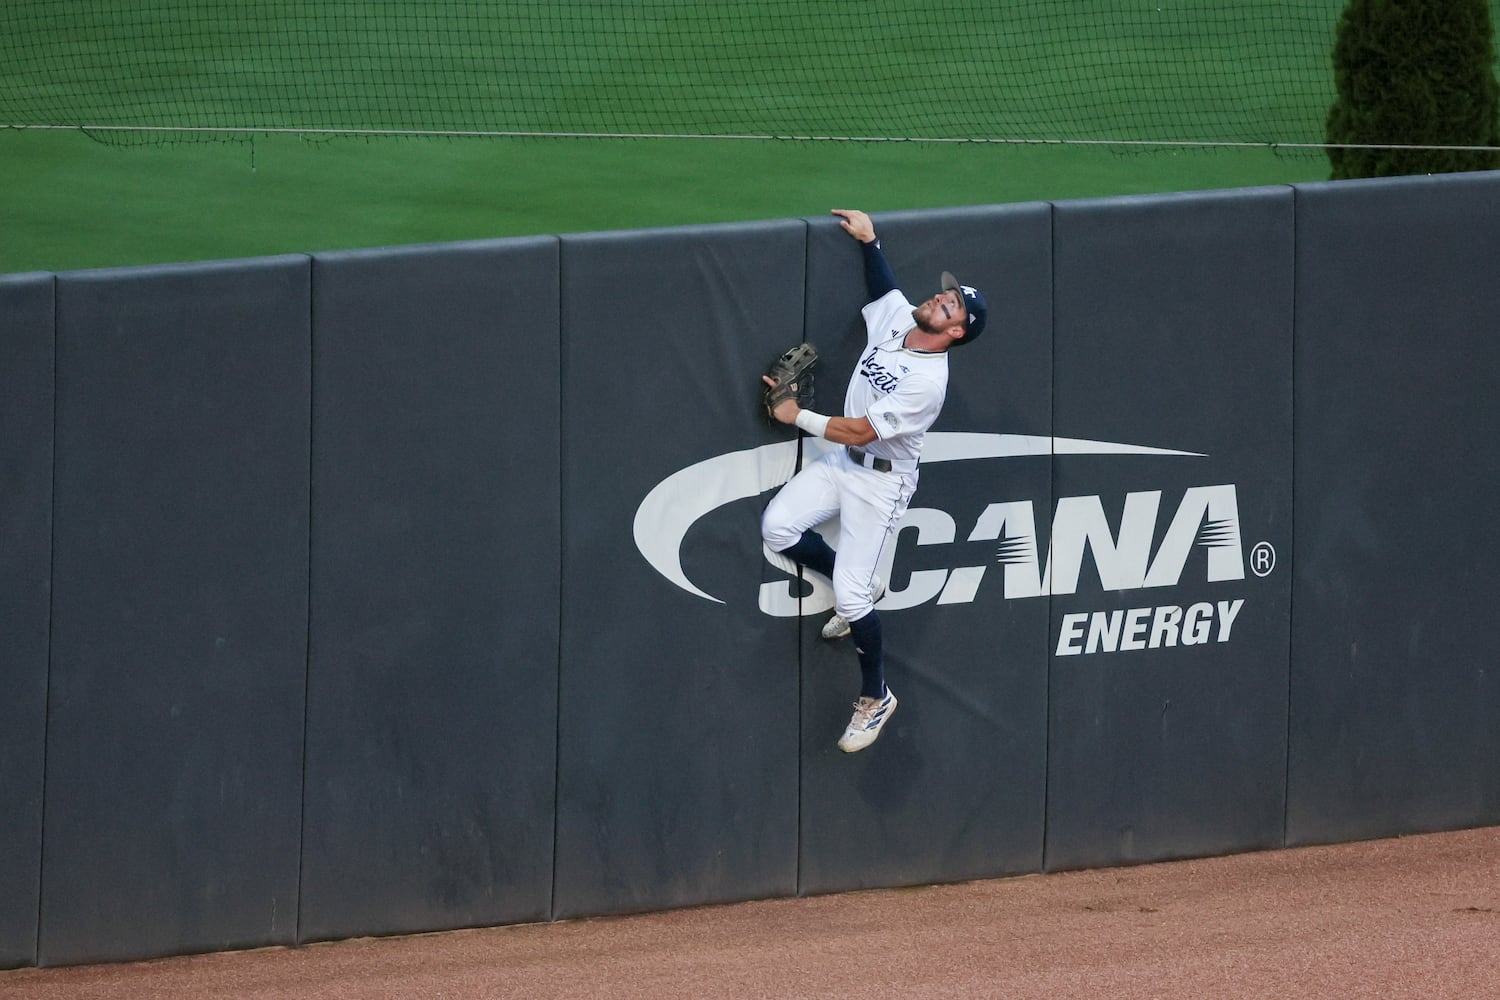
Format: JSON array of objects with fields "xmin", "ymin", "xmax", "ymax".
[
  {"xmin": 780, "ymin": 529, "xmax": 836, "ymax": 580},
  {"xmin": 848, "ymin": 611, "xmax": 886, "ymax": 701}
]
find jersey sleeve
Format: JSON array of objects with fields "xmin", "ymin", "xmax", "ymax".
[
  {"xmin": 860, "ymin": 239, "xmax": 899, "ymax": 301},
  {"xmin": 864, "ymin": 374, "xmax": 944, "ymax": 441},
  {"xmin": 860, "ymin": 289, "xmax": 914, "ymax": 347}
]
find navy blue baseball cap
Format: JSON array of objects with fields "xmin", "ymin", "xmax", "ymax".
[{"xmin": 941, "ymin": 271, "xmax": 988, "ymax": 346}]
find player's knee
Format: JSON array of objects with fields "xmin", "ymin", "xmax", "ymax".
[
  {"xmin": 836, "ymin": 595, "xmax": 875, "ymax": 621},
  {"xmin": 833, "ymin": 573, "xmax": 881, "ymax": 621},
  {"xmin": 761, "ymin": 509, "xmax": 797, "ymax": 552}
]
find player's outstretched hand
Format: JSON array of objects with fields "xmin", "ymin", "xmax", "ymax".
[{"xmin": 831, "ymin": 209, "xmax": 876, "ymax": 244}]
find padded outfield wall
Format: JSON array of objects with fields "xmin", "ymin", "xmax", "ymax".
[{"xmin": 2, "ymin": 172, "xmax": 1498, "ymax": 968}]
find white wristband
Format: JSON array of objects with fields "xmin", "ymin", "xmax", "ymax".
[{"xmin": 795, "ymin": 409, "xmax": 832, "ymax": 438}]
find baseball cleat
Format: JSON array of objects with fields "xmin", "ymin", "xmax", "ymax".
[
  {"xmin": 820, "ymin": 614, "xmax": 852, "ymax": 640},
  {"xmin": 820, "ymin": 575, "xmax": 886, "ymax": 640},
  {"xmin": 837, "ymin": 687, "xmax": 897, "ymax": 752}
]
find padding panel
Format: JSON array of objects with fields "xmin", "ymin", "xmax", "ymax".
[
  {"xmin": 299, "ymin": 238, "xmax": 561, "ymax": 940},
  {"xmin": 795, "ymin": 205, "xmax": 1055, "ymax": 894},
  {"xmin": 41, "ymin": 257, "xmax": 311, "ymax": 964},
  {"xmin": 0, "ymin": 273, "xmax": 54, "ymax": 969},
  {"xmin": 554, "ymin": 222, "xmax": 805, "ymax": 917},
  {"xmin": 1288, "ymin": 172, "xmax": 1500, "ymax": 844},
  {"xmin": 1046, "ymin": 189, "xmax": 1294, "ymax": 870}
]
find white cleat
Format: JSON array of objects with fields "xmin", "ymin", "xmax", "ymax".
[
  {"xmin": 820, "ymin": 614, "xmax": 851, "ymax": 640},
  {"xmin": 837, "ymin": 687, "xmax": 897, "ymax": 753},
  {"xmin": 820, "ymin": 575, "xmax": 885, "ymax": 640}
]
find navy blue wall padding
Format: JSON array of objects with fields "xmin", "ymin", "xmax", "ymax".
[
  {"xmin": 1046, "ymin": 189, "xmax": 1294, "ymax": 870},
  {"xmin": 9, "ymin": 172, "xmax": 1500, "ymax": 969},
  {"xmin": 1287, "ymin": 172, "xmax": 1500, "ymax": 845},
  {"xmin": 796, "ymin": 206, "xmax": 1055, "ymax": 894},
  {"xmin": 553, "ymin": 222, "xmax": 805, "ymax": 918},
  {"xmin": 0, "ymin": 273, "xmax": 54, "ymax": 969},
  {"xmin": 40, "ymin": 258, "xmax": 311, "ymax": 965},
  {"xmin": 299, "ymin": 239, "xmax": 561, "ymax": 941}
]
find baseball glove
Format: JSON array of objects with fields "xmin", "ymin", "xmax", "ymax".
[{"xmin": 762, "ymin": 342, "xmax": 818, "ymax": 420}]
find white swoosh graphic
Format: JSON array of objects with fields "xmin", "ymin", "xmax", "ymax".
[{"xmin": 632, "ymin": 432, "xmax": 1206, "ymax": 603}]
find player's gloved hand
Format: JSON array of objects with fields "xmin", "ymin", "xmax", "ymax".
[{"xmin": 761, "ymin": 342, "xmax": 818, "ymax": 424}]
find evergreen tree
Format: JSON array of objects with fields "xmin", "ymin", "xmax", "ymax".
[{"xmin": 1326, "ymin": 0, "xmax": 1500, "ymax": 179}]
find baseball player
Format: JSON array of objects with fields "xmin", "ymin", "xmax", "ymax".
[{"xmin": 761, "ymin": 208, "xmax": 988, "ymax": 752}]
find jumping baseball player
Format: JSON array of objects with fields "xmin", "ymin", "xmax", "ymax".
[{"xmin": 761, "ymin": 208, "xmax": 989, "ymax": 752}]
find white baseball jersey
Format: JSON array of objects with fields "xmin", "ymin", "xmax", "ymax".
[{"xmin": 847, "ymin": 288, "xmax": 950, "ymax": 467}]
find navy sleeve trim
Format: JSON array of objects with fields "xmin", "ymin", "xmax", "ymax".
[{"xmin": 862, "ymin": 238, "xmax": 899, "ymax": 301}]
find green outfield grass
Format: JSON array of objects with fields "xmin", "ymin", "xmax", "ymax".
[
  {"xmin": 2, "ymin": 0, "xmax": 1352, "ymax": 273},
  {"xmin": 3, "ymin": 2, "xmax": 1339, "ymax": 141},
  {"xmin": 0, "ymin": 130, "xmax": 1331, "ymax": 274}
]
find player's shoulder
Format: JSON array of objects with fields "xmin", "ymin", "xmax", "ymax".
[{"xmin": 863, "ymin": 288, "xmax": 914, "ymax": 330}]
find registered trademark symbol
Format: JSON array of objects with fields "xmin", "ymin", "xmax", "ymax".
[{"xmin": 1250, "ymin": 541, "xmax": 1276, "ymax": 577}]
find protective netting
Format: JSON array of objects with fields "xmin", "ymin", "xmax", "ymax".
[{"xmin": 0, "ymin": 1, "xmax": 1493, "ymax": 147}]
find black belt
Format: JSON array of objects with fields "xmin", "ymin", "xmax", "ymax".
[{"xmin": 847, "ymin": 446, "xmax": 893, "ymax": 473}]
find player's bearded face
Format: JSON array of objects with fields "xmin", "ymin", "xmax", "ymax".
[{"xmin": 912, "ymin": 290, "xmax": 965, "ymax": 334}]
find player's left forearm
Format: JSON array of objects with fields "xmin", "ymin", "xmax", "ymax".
[
  {"xmin": 789, "ymin": 405, "xmax": 876, "ymax": 446},
  {"xmin": 824, "ymin": 415, "xmax": 878, "ymax": 446}
]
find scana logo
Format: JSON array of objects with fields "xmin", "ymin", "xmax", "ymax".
[
  {"xmin": 830, "ymin": 483, "xmax": 1243, "ymax": 606},
  {"xmin": 633, "ymin": 433, "xmax": 1270, "ymax": 658}
]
